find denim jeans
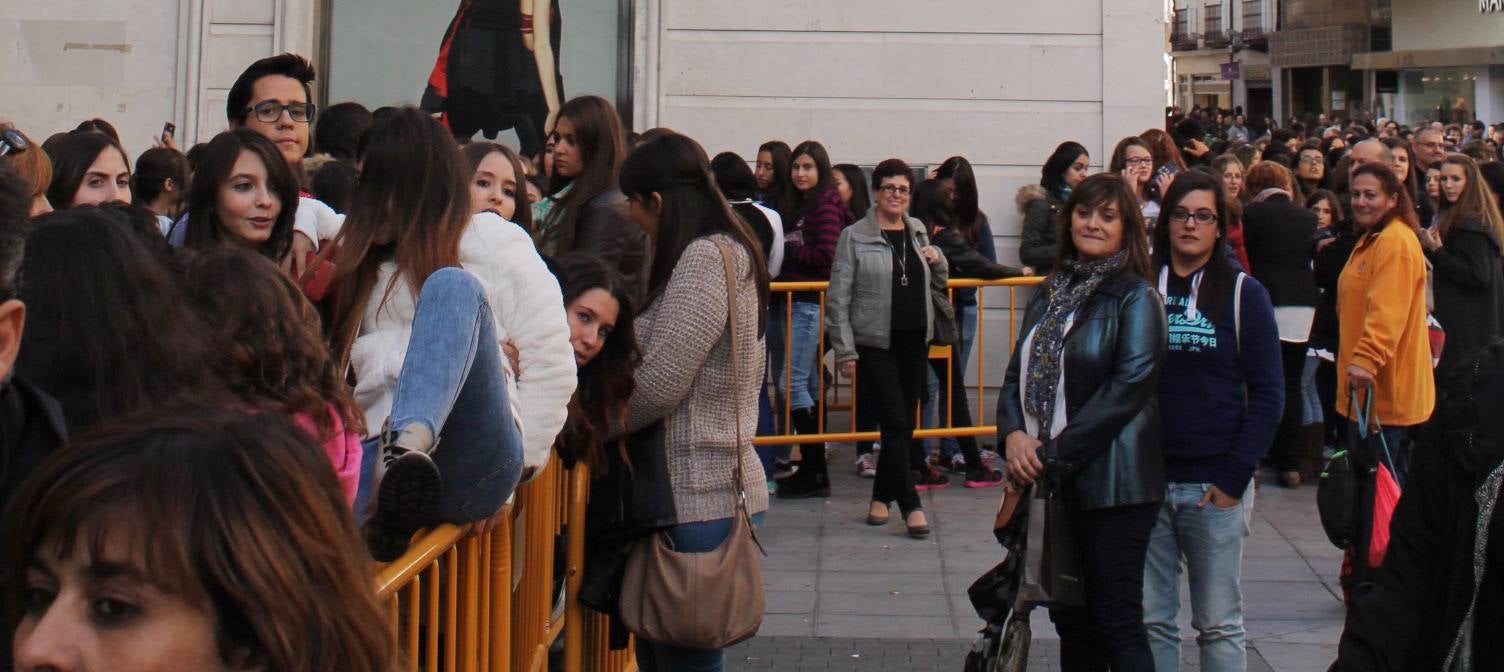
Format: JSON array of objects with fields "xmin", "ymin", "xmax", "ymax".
[
  {"xmin": 925, "ymin": 304, "xmax": 978, "ymax": 461},
  {"xmin": 1142, "ymin": 482, "xmax": 1254, "ymax": 672},
  {"xmin": 1299, "ymin": 353, "xmax": 1323, "ymax": 426},
  {"xmin": 633, "ymin": 513, "xmax": 765, "ymax": 672},
  {"xmin": 351, "ymin": 268, "xmax": 525, "ymax": 525},
  {"xmin": 767, "ymin": 296, "xmax": 822, "ymax": 413}
]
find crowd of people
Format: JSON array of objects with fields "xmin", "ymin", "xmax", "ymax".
[{"xmin": 1, "ymin": 50, "xmax": 1502, "ymax": 672}]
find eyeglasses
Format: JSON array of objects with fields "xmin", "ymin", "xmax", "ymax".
[
  {"xmin": 1124, "ymin": 157, "xmax": 1154, "ymax": 167},
  {"xmin": 1168, "ymin": 208, "xmax": 1218, "ymax": 225},
  {"xmin": 244, "ymin": 101, "xmax": 317, "ymax": 124},
  {"xmin": 1300, "ymin": 156, "xmax": 1324, "ymax": 165},
  {"xmin": 0, "ymin": 128, "xmax": 28, "ymax": 157},
  {"xmin": 877, "ymin": 184, "xmax": 911, "ymax": 196}
]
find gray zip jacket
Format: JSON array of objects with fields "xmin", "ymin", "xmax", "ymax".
[{"xmin": 827, "ymin": 210, "xmax": 948, "ymax": 363}]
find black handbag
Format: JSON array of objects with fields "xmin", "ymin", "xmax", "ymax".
[{"xmin": 1018, "ymin": 487, "xmax": 1085, "ymax": 609}]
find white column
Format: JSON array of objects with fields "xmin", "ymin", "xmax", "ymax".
[
  {"xmin": 1475, "ymin": 65, "xmax": 1504, "ymax": 124},
  {"xmin": 1102, "ymin": 0, "xmax": 1167, "ymax": 159}
]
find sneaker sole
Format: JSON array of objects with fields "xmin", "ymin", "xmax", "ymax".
[
  {"xmin": 913, "ymin": 481, "xmax": 950, "ymax": 492},
  {"xmin": 963, "ymin": 479, "xmax": 1005, "ymax": 489},
  {"xmin": 366, "ymin": 452, "xmax": 443, "ymax": 562}
]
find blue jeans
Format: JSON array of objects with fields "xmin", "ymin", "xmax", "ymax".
[
  {"xmin": 767, "ymin": 296, "xmax": 822, "ymax": 413},
  {"xmin": 352, "ymin": 268, "xmax": 525, "ymax": 524},
  {"xmin": 1142, "ymin": 482, "xmax": 1254, "ymax": 672},
  {"xmin": 1299, "ymin": 353, "xmax": 1323, "ymax": 426},
  {"xmin": 925, "ymin": 303, "xmax": 978, "ymax": 461},
  {"xmin": 633, "ymin": 513, "xmax": 765, "ymax": 672}
]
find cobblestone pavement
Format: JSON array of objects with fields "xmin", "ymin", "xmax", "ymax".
[{"xmin": 728, "ymin": 453, "xmax": 1345, "ymax": 671}]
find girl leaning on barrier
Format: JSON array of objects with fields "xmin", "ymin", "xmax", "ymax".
[
  {"xmin": 997, "ymin": 172, "xmax": 1167, "ymax": 671},
  {"xmin": 4, "ymin": 405, "xmax": 394, "ymax": 672},
  {"xmin": 615, "ymin": 132, "xmax": 770, "ymax": 672},
  {"xmin": 826, "ymin": 158, "xmax": 949, "ymax": 538},
  {"xmin": 326, "ymin": 107, "xmax": 575, "ymax": 562}
]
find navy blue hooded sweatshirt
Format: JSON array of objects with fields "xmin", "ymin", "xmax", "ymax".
[{"xmin": 1156, "ymin": 265, "xmax": 1285, "ymax": 498}]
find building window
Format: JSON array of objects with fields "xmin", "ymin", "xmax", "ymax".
[
  {"xmin": 1241, "ymin": 0, "xmax": 1263, "ymax": 33},
  {"xmin": 1174, "ymin": 8, "xmax": 1190, "ymax": 36},
  {"xmin": 1386, "ymin": 68, "xmax": 1478, "ymax": 126},
  {"xmin": 1203, "ymin": 2, "xmax": 1223, "ymax": 34}
]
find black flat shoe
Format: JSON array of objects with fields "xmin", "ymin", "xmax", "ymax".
[
  {"xmin": 775, "ymin": 468, "xmax": 830, "ymax": 499},
  {"xmin": 364, "ymin": 450, "xmax": 443, "ymax": 562}
]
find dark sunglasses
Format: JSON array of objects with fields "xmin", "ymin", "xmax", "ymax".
[{"xmin": 0, "ymin": 128, "xmax": 29, "ymax": 157}]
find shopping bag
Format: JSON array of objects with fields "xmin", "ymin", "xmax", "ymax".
[
  {"xmin": 1018, "ymin": 489, "xmax": 1085, "ymax": 608},
  {"xmin": 1368, "ymin": 460, "xmax": 1401, "ymax": 568}
]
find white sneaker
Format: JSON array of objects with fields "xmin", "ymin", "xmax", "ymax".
[{"xmin": 856, "ymin": 451, "xmax": 878, "ymax": 478}]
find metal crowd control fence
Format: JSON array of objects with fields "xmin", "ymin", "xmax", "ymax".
[
  {"xmin": 369, "ymin": 276, "xmax": 1041, "ymax": 671},
  {"xmin": 374, "ymin": 458, "xmax": 636, "ymax": 672},
  {"xmin": 761, "ymin": 276, "xmax": 1042, "ymax": 446}
]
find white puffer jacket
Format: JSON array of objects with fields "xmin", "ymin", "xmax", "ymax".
[{"xmin": 350, "ymin": 212, "xmax": 576, "ymax": 478}]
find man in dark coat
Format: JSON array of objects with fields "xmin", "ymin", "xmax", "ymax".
[{"xmin": 0, "ymin": 162, "xmax": 69, "ymax": 672}]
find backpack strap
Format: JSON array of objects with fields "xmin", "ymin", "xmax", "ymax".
[{"xmin": 1233, "ymin": 272, "xmax": 1246, "ymax": 356}]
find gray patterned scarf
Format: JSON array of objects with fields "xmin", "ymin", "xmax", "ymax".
[{"xmin": 1025, "ymin": 250, "xmax": 1128, "ymax": 438}]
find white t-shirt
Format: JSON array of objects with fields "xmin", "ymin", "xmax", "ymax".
[{"xmin": 1019, "ymin": 313, "xmax": 1075, "ymax": 440}]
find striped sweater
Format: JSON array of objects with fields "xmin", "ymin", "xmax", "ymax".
[{"xmin": 778, "ymin": 186, "xmax": 849, "ymax": 282}]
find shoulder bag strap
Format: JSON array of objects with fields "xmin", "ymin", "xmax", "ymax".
[
  {"xmin": 712, "ymin": 237, "xmax": 767, "ymax": 554},
  {"xmin": 1234, "ymin": 272, "xmax": 1246, "ymax": 356}
]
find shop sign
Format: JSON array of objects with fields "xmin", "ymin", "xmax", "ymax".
[{"xmin": 1220, "ymin": 62, "xmax": 1241, "ymax": 80}]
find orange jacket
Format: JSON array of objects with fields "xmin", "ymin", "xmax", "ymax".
[{"xmin": 1335, "ymin": 217, "xmax": 1436, "ymax": 426}]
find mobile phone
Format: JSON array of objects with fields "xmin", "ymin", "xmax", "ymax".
[
  {"xmin": 1148, "ymin": 162, "xmax": 1180, "ymax": 200},
  {"xmin": 162, "ymin": 122, "xmax": 176, "ymax": 142}
]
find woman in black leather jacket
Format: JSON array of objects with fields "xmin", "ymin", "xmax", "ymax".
[{"xmin": 998, "ymin": 172, "xmax": 1168, "ymax": 672}]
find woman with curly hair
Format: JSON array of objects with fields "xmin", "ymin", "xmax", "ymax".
[{"xmin": 180, "ymin": 246, "xmax": 365, "ymax": 506}]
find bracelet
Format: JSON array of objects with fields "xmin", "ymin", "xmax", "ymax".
[{"xmin": 520, "ymin": 13, "xmax": 534, "ymax": 31}]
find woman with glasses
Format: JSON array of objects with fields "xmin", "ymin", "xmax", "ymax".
[
  {"xmin": 998, "ymin": 173, "xmax": 1165, "ymax": 670},
  {"xmin": 1241, "ymin": 161, "xmax": 1319, "ymax": 488},
  {"xmin": 1109, "ymin": 136, "xmax": 1161, "ymax": 224},
  {"xmin": 0, "ymin": 124, "xmax": 53, "ymax": 216},
  {"xmin": 1142, "ymin": 172, "xmax": 1284, "ymax": 672},
  {"xmin": 1137, "ymin": 171, "xmax": 1281, "ymax": 672},
  {"xmin": 827, "ymin": 159, "xmax": 947, "ymax": 536}
]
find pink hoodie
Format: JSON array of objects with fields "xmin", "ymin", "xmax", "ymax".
[{"xmin": 294, "ymin": 404, "xmax": 362, "ymax": 508}]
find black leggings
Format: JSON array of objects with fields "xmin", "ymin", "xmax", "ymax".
[
  {"xmin": 857, "ymin": 330, "xmax": 929, "ymax": 515},
  {"xmin": 1268, "ymin": 341, "xmax": 1310, "ymax": 472},
  {"xmin": 1049, "ymin": 502, "xmax": 1160, "ymax": 672},
  {"xmin": 927, "ymin": 353, "xmax": 985, "ymax": 469}
]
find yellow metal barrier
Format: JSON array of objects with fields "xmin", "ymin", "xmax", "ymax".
[
  {"xmin": 368, "ymin": 277, "xmax": 1042, "ymax": 671},
  {"xmin": 764, "ymin": 276, "xmax": 1042, "ymax": 446},
  {"xmin": 375, "ymin": 457, "xmax": 636, "ymax": 672}
]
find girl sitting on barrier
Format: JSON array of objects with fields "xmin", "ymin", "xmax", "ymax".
[
  {"xmin": 4, "ymin": 405, "xmax": 394, "ymax": 671},
  {"xmin": 326, "ymin": 107, "xmax": 575, "ymax": 562}
]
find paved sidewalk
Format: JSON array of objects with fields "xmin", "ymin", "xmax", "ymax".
[{"xmin": 729, "ymin": 456, "xmax": 1346, "ymax": 670}]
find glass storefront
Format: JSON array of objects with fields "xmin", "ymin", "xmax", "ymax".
[
  {"xmin": 1374, "ymin": 67, "xmax": 1478, "ymax": 126},
  {"xmin": 322, "ymin": 0, "xmax": 630, "ymax": 156}
]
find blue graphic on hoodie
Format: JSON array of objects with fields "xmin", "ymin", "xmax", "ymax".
[{"xmin": 1166, "ymin": 294, "xmax": 1218, "ymax": 352}]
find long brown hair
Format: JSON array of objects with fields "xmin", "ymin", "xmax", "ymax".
[
  {"xmin": 462, "ymin": 141, "xmax": 535, "ymax": 234},
  {"xmin": 183, "ymin": 129, "xmax": 299, "ymax": 264},
  {"xmin": 545, "ymin": 95, "xmax": 627, "ymax": 252},
  {"xmin": 181, "ymin": 247, "xmax": 364, "ymax": 438},
  {"xmin": 3, "ymin": 405, "xmax": 393, "ymax": 671},
  {"xmin": 1437, "ymin": 153, "xmax": 1504, "ymax": 245},
  {"xmin": 554, "ymin": 254, "xmax": 641, "ymax": 473},
  {"xmin": 1053, "ymin": 172, "xmax": 1154, "ymax": 282},
  {"xmin": 328, "ymin": 107, "xmax": 470, "ymax": 371},
  {"xmin": 619, "ymin": 133, "xmax": 772, "ymax": 330}
]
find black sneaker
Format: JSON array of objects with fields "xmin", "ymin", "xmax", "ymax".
[
  {"xmin": 364, "ymin": 446, "xmax": 443, "ymax": 562},
  {"xmin": 912, "ymin": 465, "xmax": 951, "ymax": 491},
  {"xmin": 775, "ymin": 467, "xmax": 831, "ymax": 499}
]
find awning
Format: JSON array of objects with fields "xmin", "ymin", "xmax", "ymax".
[{"xmin": 1353, "ymin": 46, "xmax": 1504, "ymax": 70}]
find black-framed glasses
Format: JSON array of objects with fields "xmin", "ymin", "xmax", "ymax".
[
  {"xmin": 244, "ymin": 101, "xmax": 317, "ymax": 124},
  {"xmin": 1124, "ymin": 157, "xmax": 1154, "ymax": 167},
  {"xmin": 0, "ymin": 128, "xmax": 28, "ymax": 157},
  {"xmin": 877, "ymin": 184, "xmax": 911, "ymax": 196},
  {"xmin": 1168, "ymin": 208, "xmax": 1218, "ymax": 225}
]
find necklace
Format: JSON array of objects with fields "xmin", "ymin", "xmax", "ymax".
[{"xmin": 888, "ymin": 228, "xmax": 910, "ymax": 286}]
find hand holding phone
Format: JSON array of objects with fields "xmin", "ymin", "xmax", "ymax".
[{"xmin": 156, "ymin": 122, "xmax": 178, "ymax": 150}]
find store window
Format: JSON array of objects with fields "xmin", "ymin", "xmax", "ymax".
[
  {"xmin": 1384, "ymin": 67, "xmax": 1478, "ymax": 126},
  {"xmin": 323, "ymin": 0, "xmax": 631, "ymax": 157}
]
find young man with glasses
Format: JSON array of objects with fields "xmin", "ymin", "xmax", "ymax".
[{"xmin": 218, "ymin": 53, "xmax": 343, "ymax": 276}]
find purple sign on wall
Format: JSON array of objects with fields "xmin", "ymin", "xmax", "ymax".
[{"xmin": 1220, "ymin": 62, "xmax": 1241, "ymax": 80}]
